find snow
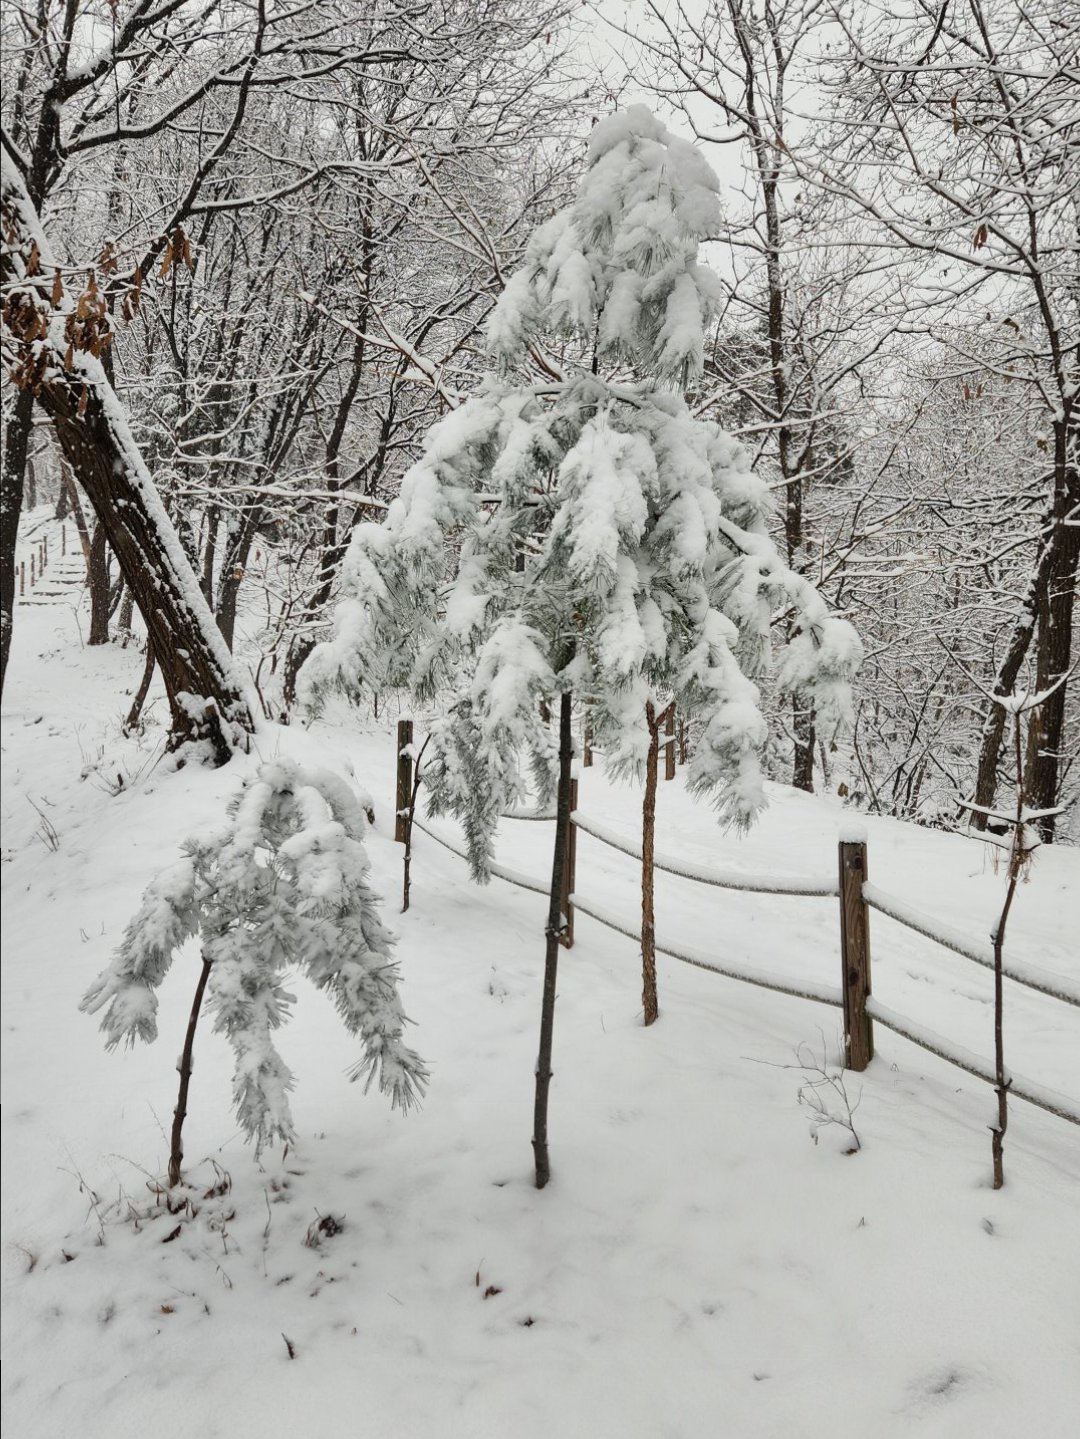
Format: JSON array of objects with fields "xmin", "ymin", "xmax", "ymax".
[
  {"xmin": 571, "ymin": 810, "xmax": 838, "ymax": 896},
  {"xmin": 865, "ymin": 1000, "xmax": 1080, "ymax": 1127},
  {"xmin": 3, "ymin": 537, "xmax": 1080, "ymax": 1438},
  {"xmin": 487, "ymin": 105, "xmax": 722, "ymax": 384},
  {"xmin": 863, "ymin": 881, "xmax": 1080, "ymax": 1006}
]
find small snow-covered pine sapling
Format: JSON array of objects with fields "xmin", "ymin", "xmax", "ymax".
[
  {"xmin": 81, "ymin": 759, "xmax": 427, "ymax": 1188},
  {"xmin": 300, "ymin": 107, "xmax": 861, "ymax": 1185}
]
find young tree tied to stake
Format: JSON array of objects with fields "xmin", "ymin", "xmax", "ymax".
[{"xmin": 302, "ymin": 107, "xmax": 860, "ymax": 1185}]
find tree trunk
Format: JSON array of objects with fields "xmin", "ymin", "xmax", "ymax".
[
  {"xmin": 61, "ymin": 464, "xmax": 93, "ymax": 567},
  {"xmin": 87, "ymin": 521, "xmax": 111, "ymax": 645},
  {"xmin": 214, "ymin": 502, "xmax": 264, "ymax": 653},
  {"xmin": 990, "ymin": 713, "xmax": 1028, "ymax": 1190},
  {"xmin": 125, "ymin": 643, "xmax": 157, "ymax": 732},
  {"xmin": 532, "ymin": 691, "xmax": 574, "ymax": 1190},
  {"xmin": 118, "ymin": 584, "xmax": 134, "ymax": 635},
  {"xmin": 792, "ymin": 697, "xmax": 815, "ymax": 792},
  {"xmin": 35, "ymin": 376, "xmax": 252, "ymax": 755},
  {"xmin": 54, "ymin": 471, "xmax": 70, "ymax": 520},
  {"xmin": 201, "ymin": 505, "xmax": 219, "ymax": 609},
  {"xmin": 641, "ymin": 702, "xmax": 662, "ymax": 1026},
  {"xmin": 970, "ymin": 515, "xmax": 1058, "ymax": 827},
  {"xmin": 0, "ymin": 383, "xmax": 34, "ymax": 697},
  {"xmin": 1023, "ymin": 427, "xmax": 1079, "ymax": 842},
  {"xmin": 170, "ymin": 953, "xmax": 213, "ymax": 1188},
  {"xmin": 282, "ymin": 324, "xmax": 370, "ymax": 707}
]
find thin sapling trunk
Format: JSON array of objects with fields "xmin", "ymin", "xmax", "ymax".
[
  {"xmin": 533, "ymin": 691, "xmax": 574, "ymax": 1189},
  {"xmin": 641, "ymin": 701, "xmax": 669, "ymax": 1025},
  {"xmin": 169, "ymin": 952, "xmax": 212, "ymax": 1188},
  {"xmin": 990, "ymin": 709, "xmax": 1028, "ymax": 1189}
]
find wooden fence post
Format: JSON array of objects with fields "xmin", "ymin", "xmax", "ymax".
[
  {"xmin": 559, "ymin": 777, "xmax": 578, "ymax": 949},
  {"xmin": 61, "ymin": 526, "xmax": 66, "ymax": 557},
  {"xmin": 395, "ymin": 719, "xmax": 414, "ymax": 844},
  {"xmin": 30, "ymin": 554, "xmax": 36, "ymax": 586},
  {"xmin": 664, "ymin": 704, "xmax": 676, "ymax": 781},
  {"xmin": 839, "ymin": 837, "xmax": 873, "ymax": 1070},
  {"xmin": 19, "ymin": 562, "xmax": 25, "ymax": 596}
]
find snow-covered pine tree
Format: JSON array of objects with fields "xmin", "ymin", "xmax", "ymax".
[
  {"xmin": 81, "ymin": 759, "xmax": 427, "ymax": 1187},
  {"xmin": 303, "ymin": 106, "xmax": 860, "ymax": 857},
  {"xmin": 300, "ymin": 106, "xmax": 860, "ymax": 1183}
]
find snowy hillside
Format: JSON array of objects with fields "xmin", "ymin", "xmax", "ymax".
[{"xmin": 2, "ymin": 526, "xmax": 1078, "ymax": 1439}]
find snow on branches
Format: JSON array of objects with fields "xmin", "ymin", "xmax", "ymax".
[
  {"xmin": 301, "ymin": 108, "xmax": 861, "ymax": 877},
  {"xmin": 81, "ymin": 759, "xmax": 427, "ymax": 1154},
  {"xmin": 486, "ymin": 105, "xmax": 723, "ymax": 385}
]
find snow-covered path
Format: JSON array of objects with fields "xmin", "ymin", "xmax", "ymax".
[{"xmin": 3, "ymin": 562, "xmax": 1079, "ymax": 1439}]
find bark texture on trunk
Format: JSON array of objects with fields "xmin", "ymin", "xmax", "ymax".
[
  {"xmin": 3, "ymin": 164, "xmax": 253, "ymax": 756},
  {"xmin": 37, "ymin": 376, "xmax": 253, "ymax": 754},
  {"xmin": 0, "ymin": 383, "xmax": 34, "ymax": 697},
  {"xmin": 970, "ymin": 512, "xmax": 1056, "ymax": 827},
  {"xmin": 1024, "ymin": 429, "xmax": 1079, "ymax": 842},
  {"xmin": 87, "ymin": 520, "xmax": 111, "ymax": 645},
  {"xmin": 792, "ymin": 697, "xmax": 815, "ymax": 793}
]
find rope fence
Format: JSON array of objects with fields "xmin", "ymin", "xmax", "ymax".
[
  {"xmin": 395, "ymin": 722, "xmax": 1080, "ymax": 1130},
  {"xmin": 571, "ymin": 812, "xmax": 838, "ymax": 898}
]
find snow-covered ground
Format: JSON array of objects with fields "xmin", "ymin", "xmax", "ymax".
[{"xmin": 3, "ymin": 512, "xmax": 1079, "ymax": 1439}]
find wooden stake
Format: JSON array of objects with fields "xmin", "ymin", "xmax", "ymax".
[
  {"xmin": 558, "ymin": 778, "xmax": 578, "ymax": 949},
  {"xmin": 61, "ymin": 525, "xmax": 66, "ymax": 557},
  {"xmin": 402, "ymin": 735, "xmax": 431, "ymax": 913},
  {"xmin": 30, "ymin": 554, "xmax": 35, "ymax": 586},
  {"xmin": 664, "ymin": 703, "xmax": 676, "ymax": 781},
  {"xmin": 395, "ymin": 719, "xmax": 414, "ymax": 843},
  {"xmin": 19, "ymin": 562, "xmax": 25, "ymax": 596},
  {"xmin": 839, "ymin": 839, "xmax": 873, "ymax": 1070}
]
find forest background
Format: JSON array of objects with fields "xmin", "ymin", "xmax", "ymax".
[{"xmin": 1, "ymin": 0, "xmax": 1077, "ymax": 841}]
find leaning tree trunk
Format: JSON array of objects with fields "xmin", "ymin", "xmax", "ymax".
[
  {"xmin": 2, "ymin": 156, "xmax": 252, "ymax": 756},
  {"xmin": 37, "ymin": 377, "xmax": 253, "ymax": 755},
  {"xmin": 532, "ymin": 691, "xmax": 574, "ymax": 1190}
]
